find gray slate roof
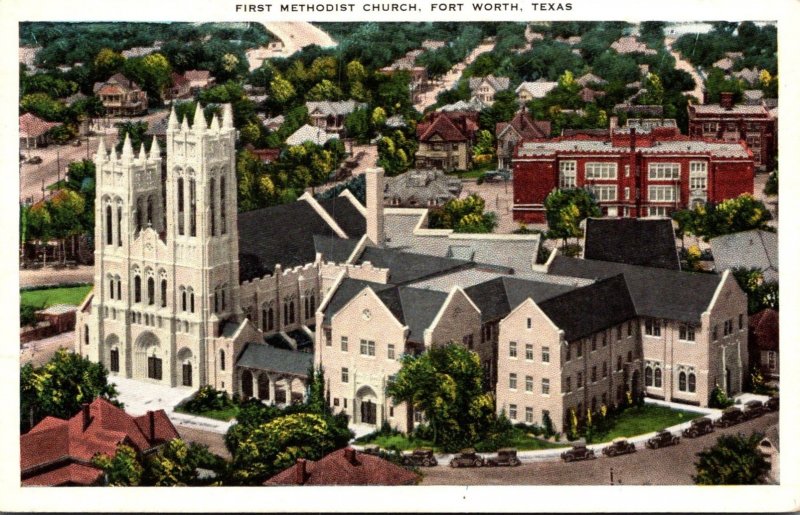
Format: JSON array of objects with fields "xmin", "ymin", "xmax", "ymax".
[
  {"xmin": 384, "ymin": 169, "xmax": 462, "ymax": 205},
  {"xmin": 464, "ymin": 276, "xmax": 576, "ymax": 323},
  {"xmin": 306, "ymin": 100, "xmax": 366, "ymax": 117},
  {"xmin": 236, "ymin": 342, "xmax": 312, "ymax": 376},
  {"xmin": 583, "ymin": 218, "xmax": 680, "ymax": 271},
  {"xmin": 710, "ymin": 230, "xmax": 778, "ymax": 282},
  {"xmin": 469, "ymin": 75, "xmax": 511, "ymax": 92},
  {"xmin": 356, "ymin": 246, "xmax": 472, "ymax": 285},
  {"xmin": 548, "ymin": 255, "xmax": 723, "ymax": 324}
]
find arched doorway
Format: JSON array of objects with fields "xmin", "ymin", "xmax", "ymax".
[
  {"xmin": 257, "ymin": 373, "xmax": 269, "ymax": 400},
  {"xmin": 105, "ymin": 334, "xmax": 120, "ymax": 373},
  {"xmin": 178, "ymin": 348, "xmax": 193, "ymax": 387},
  {"xmin": 357, "ymin": 385, "xmax": 379, "ymax": 425},
  {"xmin": 135, "ymin": 332, "xmax": 162, "ymax": 381},
  {"xmin": 241, "ymin": 370, "xmax": 254, "ymax": 398},
  {"xmin": 631, "ymin": 370, "xmax": 640, "ymax": 398}
]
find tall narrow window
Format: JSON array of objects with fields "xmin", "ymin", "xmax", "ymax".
[
  {"xmin": 189, "ymin": 291, "xmax": 195, "ymax": 313},
  {"xmin": 106, "ymin": 205, "xmax": 113, "ymax": 245},
  {"xmin": 220, "ymin": 349, "xmax": 226, "ymax": 371},
  {"xmin": 109, "ymin": 277, "xmax": 115, "ymax": 300},
  {"xmin": 117, "ymin": 206, "xmax": 122, "ymax": 246},
  {"xmin": 160, "ymin": 279, "xmax": 167, "ymax": 307},
  {"xmin": 146, "ymin": 196, "xmax": 153, "ymax": 227},
  {"xmin": 181, "ymin": 289, "xmax": 187, "ymax": 311},
  {"xmin": 116, "ymin": 278, "xmax": 121, "ymax": 300},
  {"xmin": 110, "ymin": 348, "xmax": 119, "ymax": 373},
  {"xmin": 310, "ymin": 295, "xmax": 316, "ymax": 313},
  {"xmin": 177, "ymin": 177, "xmax": 185, "ymax": 235},
  {"xmin": 189, "ymin": 178, "xmax": 197, "ymax": 237},
  {"xmin": 268, "ymin": 307, "xmax": 274, "ymax": 330},
  {"xmin": 289, "ymin": 301, "xmax": 295, "ymax": 324},
  {"xmin": 136, "ymin": 197, "xmax": 143, "ymax": 231},
  {"xmin": 261, "ymin": 309, "xmax": 267, "ymax": 332},
  {"xmin": 209, "ymin": 177, "xmax": 216, "ymax": 236},
  {"xmin": 147, "ymin": 277, "xmax": 155, "ymax": 305},
  {"xmin": 220, "ymin": 176, "xmax": 227, "ymax": 234},
  {"xmin": 220, "ymin": 289, "xmax": 226, "ymax": 311},
  {"xmin": 688, "ymin": 373, "xmax": 696, "ymax": 393},
  {"xmin": 134, "ymin": 276, "xmax": 142, "ymax": 303}
]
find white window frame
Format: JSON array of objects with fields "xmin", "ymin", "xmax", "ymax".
[
  {"xmin": 525, "ymin": 343, "xmax": 533, "ymax": 361},
  {"xmin": 525, "ymin": 406, "xmax": 534, "ymax": 423},
  {"xmin": 648, "ymin": 185, "xmax": 678, "ymax": 202},
  {"xmin": 585, "ymin": 162, "xmax": 618, "ymax": 179},
  {"xmin": 542, "ymin": 346, "xmax": 550, "ymax": 363},
  {"xmin": 587, "ymin": 185, "xmax": 617, "ymax": 202},
  {"xmin": 541, "ymin": 378, "xmax": 550, "ymax": 395},
  {"xmin": 509, "ymin": 373, "xmax": 517, "ymax": 390},
  {"xmin": 525, "ymin": 375, "xmax": 534, "ymax": 392},
  {"xmin": 388, "ymin": 343, "xmax": 395, "ymax": 360},
  {"xmin": 648, "ymin": 163, "xmax": 681, "ymax": 180},
  {"xmin": 559, "ymin": 160, "xmax": 577, "ymax": 188},
  {"xmin": 648, "ymin": 206, "xmax": 669, "ymax": 217},
  {"xmin": 509, "ymin": 404, "xmax": 517, "ymax": 420},
  {"xmin": 679, "ymin": 324, "xmax": 696, "ymax": 342},
  {"xmin": 509, "ymin": 341, "xmax": 517, "ymax": 358}
]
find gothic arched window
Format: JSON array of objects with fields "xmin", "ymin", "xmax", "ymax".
[
  {"xmin": 268, "ymin": 306, "xmax": 274, "ymax": 331},
  {"xmin": 645, "ymin": 366, "xmax": 653, "ymax": 387},
  {"xmin": 136, "ymin": 197, "xmax": 144, "ymax": 231},
  {"xmin": 220, "ymin": 349, "xmax": 226, "ymax": 371},
  {"xmin": 160, "ymin": 278, "xmax": 167, "ymax": 307},
  {"xmin": 177, "ymin": 177, "xmax": 185, "ymax": 235},
  {"xmin": 220, "ymin": 175, "xmax": 227, "ymax": 234},
  {"xmin": 105, "ymin": 204, "xmax": 113, "ymax": 245},
  {"xmin": 189, "ymin": 178, "xmax": 197, "ymax": 237},
  {"xmin": 117, "ymin": 205, "xmax": 122, "ymax": 246},
  {"xmin": 109, "ymin": 275, "xmax": 115, "ymax": 300},
  {"xmin": 654, "ymin": 367, "xmax": 663, "ymax": 388},
  {"xmin": 134, "ymin": 275, "xmax": 142, "ymax": 303},
  {"xmin": 688, "ymin": 373, "xmax": 696, "ymax": 393},
  {"xmin": 209, "ymin": 177, "xmax": 216, "ymax": 236},
  {"xmin": 147, "ymin": 277, "xmax": 155, "ymax": 305},
  {"xmin": 146, "ymin": 195, "xmax": 153, "ymax": 227},
  {"xmin": 289, "ymin": 301, "xmax": 295, "ymax": 324},
  {"xmin": 679, "ymin": 371, "xmax": 687, "ymax": 392}
]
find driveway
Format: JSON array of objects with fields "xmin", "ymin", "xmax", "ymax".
[
  {"xmin": 420, "ymin": 411, "xmax": 778, "ymax": 485},
  {"xmin": 20, "ymin": 265, "xmax": 94, "ymax": 287},
  {"xmin": 247, "ymin": 22, "xmax": 336, "ymax": 70},
  {"xmin": 20, "ymin": 330, "xmax": 75, "ymax": 367},
  {"xmin": 665, "ymin": 36, "xmax": 704, "ymax": 103}
]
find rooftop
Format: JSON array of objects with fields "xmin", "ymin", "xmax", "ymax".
[
  {"xmin": 265, "ymin": 448, "xmax": 418, "ymax": 486},
  {"xmin": 710, "ymin": 229, "xmax": 778, "ymax": 282},
  {"xmin": 583, "ymin": 218, "xmax": 680, "ymax": 271}
]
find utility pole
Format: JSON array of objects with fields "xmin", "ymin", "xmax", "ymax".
[{"xmin": 610, "ymin": 467, "xmax": 614, "ymax": 485}]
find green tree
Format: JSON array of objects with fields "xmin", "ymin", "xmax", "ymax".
[
  {"xmin": 693, "ymin": 433, "xmax": 771, "ymax": 485},
  {"xmin": 764, "ymin": 170, "xmax": 778, "ymax": 196},
  {"xmin": 124, "ymin": 53, "xmax": 172, "ymax": 103},
  {"xmin": 310, "ymin": 56, "xmax": 338, "ymax": 81},
  {"xmin": 47, "ymin": 189, "xmax": 86, "ymax": 264},
  {"xmin": 20, "ymin": 93, "xmax": 67, "ymax": 121},
  {"xmin": 345, "ymin": 59, "xmax": 367, "ymax": 83},
  {"xmin": 428, "ymin": 194, "xmax": 496, "ymax": 234},
  {"xmin": 92, "ymin": 444, "xmax": 143, "ymax": 486},
  {"xmin": 544, "ymin": 188, "xmax": 601, "ymax": 247},
  {"xmin": 386, "ymin": 343, "xmax": 496, "ymax": 451},
  {"xmin": 639, "ymin": 73, "xmax": 664, "ymax": 105},
  {"xmin": 20, "ymin": 348, "xmax": 120, "ymax": 433},
  {"xmin": 142, "ymin": 439, "xmax": 215, "ymax": 486},
  {"xmin": 371, "ymin": 106, "xmax": 387, "ymax": 126},
  {"xmin": 731, "ymin": 267, "xmax": 779, "ymax": 314},
  {"xmin": 306, "ymin": 79, "xmax": 343, "ymax": 101},
  {"xmin": 269, "ymin": 74, "xmax": 296, "ymax": 104},
  {"xmin": 93, "ymin": 48, "xmax": 125, "ymax": 79}
]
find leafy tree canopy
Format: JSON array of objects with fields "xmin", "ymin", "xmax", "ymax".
[{"xmin": 694, "ymin": 433, "xmax": 771, "ymax": 485}]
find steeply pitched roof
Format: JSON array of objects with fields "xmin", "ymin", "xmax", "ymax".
[
  {"xmin": 21, "ymin": 398, "xmax": 178, "ymax": 486},
  {"xmin": 464, "ymin": 276, "xmax": 575, "ymax": 323},
  {"xmin": 305, "ymin": 100, "xmax": 366, "ymax": 117},
  {"xmin": 548, "ymin": 255, "xmax": 723, "ymax": 324},
  {"xmin": 469, "ymin": 75, "xmax": 511, "ymax": 92},
  {"xmin": 19, "ymin": 113, "xmax": 61, "ymax": 139},
  {"xmin": 710, "ymin": 230, "xmax": 778, "ymax": 282},
  {"xmin": 583, "ymin": 218, "xmax": 680, "ymax": 271},
  {"xmin": 356, "ymin": 246, "xmax": 471, "ymax": 285},
  {"xmin": 285, "ymin": 124, "xmax": 339, "ymax": 146},
  {"xmin": 238, "ymin": 197, "xmax": 365, "ymax": 280},
  {"xmin": 515, "ymin": 81, "xmax": 558, "ymax": 98},
  {"xmin": 236, "ymin": 342, "xmax": 313, "ymax": 375},
  {"xmin": 313, "ymin": 234, "xmax": 360, "ymax": 264},
  {"xmin": 322, "ymin": 278, "xmax": 394, "ymax": 324},
  {"xmin": 417, "ymin": 112, "xmax": 470, "ymax": 142},
  {"xmin": 265, "ymin": 448, "xmax": 418, "ymax": 486},
  {"xmin": 497, "ymin": 111, "xmax": 551, "ymax": 140},
  {"xmin": 576, "ymin": 73, "xmax": 607, "ymax": 86}
]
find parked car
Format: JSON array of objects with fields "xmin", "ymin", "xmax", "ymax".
[
  {"xmin": 27, "ymin": 156, "xmax": 42, "ymax": 164},
  {"xmin": 401, "ymin": 448, "xmax": 437, "ymax": 467},
  {"xmin": 560, "ymin": 444, "xmax": 595, "ymax": 462},
  {"xmin": 714, "ymin": 407, "xmax": 745, "ymax": 428},
  {"xmin": 602, "ymin": 438, "xmax": 636, "ymax": 457},
  {"xmin": 742, "ymin": 400, "xmax": 767, "ymax": 420},
  {"xmin": 481, "ymin": 169, "xmax": 511, "ymax": 182},
  {"xmin": 646, "ymin": 430, "xmax": 680, "ymax": 449},
  {"xmin": 765, "ymin": 396, "xmax": 779, "ymax": 412},
  {"xmin": 682, "ymin": 417, "xmax": 714, "ymax": 438},
  {"xmin": 449, "ymin": 449, "xmax": 484, "ymax": 468},
  {"xmin": 486, "ymin": 448, "xmax": 520, "ymax": 467},
  {"xmin": 72, "ymin": 139, "xmax": 82, "ymax": 147}
]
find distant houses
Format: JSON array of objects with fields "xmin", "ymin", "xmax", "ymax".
[
  {"xmin": 415, "ymin": 111, "xmax": 479, "ymax": 172},
  {"xmin": 515, "ymin": 81, "xmax": 558, "ymax": 103},
  {"xmin": 19, "ymin": 113, "xmax": 61, "ymax": 149},
  {"xmin": 286, "ymin": 124, "xmax": 339, "ymax": 146},
  {"xmin": 306, "ymin": 100, "xmax": 366, "ymax": 135},
  {"xmin": 469, "ymin": 75, "xmax": 510, "ymax": 105},
  {"xmin": 93, "ymin": 73, "xmax": 148, "ymax": 117},
  {"xmin": 384, "ymin": 169, "xmax": 463, "ymax": 207},
  {"xmin": 495, "ymin": 110, "xmax": 550, "ymax": 170}
]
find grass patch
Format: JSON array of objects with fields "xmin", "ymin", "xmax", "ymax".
[
  {"xmin": 507, "ymin": 428, "xmax": 568, "ymax": 450},
  {"xmin": 589, "ymin": 404, "xmax": 700, "ymax": 443},
  {"xmin": 20, "ymin": 284, "xmax": 93, "ymax": 308},
  {"xmin": 358, "ymin": 433, "xmax": 435, "ymax": 451},
  {"xmin": 175, "ymin": 405, "xmax": 240, "ymax": 422}
]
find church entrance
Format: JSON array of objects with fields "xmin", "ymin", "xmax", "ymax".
[
  {"xmin": 182, "ymin": 363, "xmax": 192, "ymax": 386},
  {"xmin": 361, "ymin": 400, "xmax": 377, "ymax": 425},
  {"xmin": 136, "ymin": 331, "xmax": 163, "ymax": 382},
  {"xmin": 356, "ymin": 385, "xmax": 379, "ymax": 426},
  {"xmin": 241, "ymin": 370, "xmax": 254, "ymax": 398},
  {"xmin": 148, "ymin": 356, "xmax": 163, "ymax": 380}
]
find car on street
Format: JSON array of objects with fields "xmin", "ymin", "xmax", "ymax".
[
  {"xmin": 480, "ymin": 169, "xmax": 512, "ymax": 183},
  {"xmin": 602, "ymin": 438, "xmax": 636, "ymax": 457},
  {"xmin": 27, "ymin": 156, "xmax": 42, "ymax": 164},
  {"xmin": 560, "ymin": 444, "xmax": 596, "ymax": 462},
  {"xmin": 714, "ymin": 407, "xmax": 745, "ymax": 428},
  {"xmin": 449, "ymin": 449, "xmax": 484, "ymax": 468},
  {"xmin": 646, "ymin": 430, "xmax": 680, "ymax": 449},
  {"xmin": 765, "ymin": 396, "xmax": 779, "ymax": 412},
  {"xmin": 486, "ymin": 448, "xmax": 521, "ymax": 467},
  {"xmin": 741, "ymin": 400, "xmax": 767, "ymax": 420},
  {"xmin": 401, "ymin": 448, "xmax": 438, "ymax": 467},
  {"xmin": 682, "ymin": 417, "xmax": 715, "ymax": 438}
]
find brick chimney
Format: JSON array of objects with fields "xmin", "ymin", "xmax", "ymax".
[
  {"xmin": 81, "ymin": 403, "xmax": 91, "ymax": 431},
  {"xmin": 295, "ymin": 458, "xmax": 308, "ymax": 485},
  {"xmin": 365, "ymin": 168, "xmax": 385, "ymax": 247},
  {"xmin": 720, "ymin": 92, "xmax": 734, "ymax": 110},
  {"xmin": 148, "ymin": 410, "xmax": 156, "ymax": 442},
  {"xmin": 344, "ymin": 447, "xmax": 359, "ymax": 466}
]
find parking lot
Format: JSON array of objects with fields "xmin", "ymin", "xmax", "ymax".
[{"xmin": 420, "ymin": 411, "xmax": 778, "ymax": 485}]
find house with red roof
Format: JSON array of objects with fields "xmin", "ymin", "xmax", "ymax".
[
  {"xmin": 264, "ymin": 447, "xmax": 419, "ymax": 486},
  {"xmin": 19, "ymin": 113, "xmax": 61, "ymax": 149},
  {"xmin": 415, "ymin": 111, "xmax": 479, "ymax": 172},
  {"xmin": 166, "ymin": 72, "xmax": 192, "ymax": 101},
  {"xmin": 20, "ymin": 397, "xmax": 179, "ymax": 486},
  {"xmin": 93, "ymin": 73, "xmax": 148, "ymax": 117},
  {"xmin": 496, "ymin": 109, "xmax": 551, "ymax": 170}
]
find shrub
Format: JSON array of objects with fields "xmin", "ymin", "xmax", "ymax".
[
  {"xmin": 709, "ymin": 384, "xmax": 734, "ymax": 409},
  {"xmin": 20, "ymin": 303, "xmax": 41, "ymax": 328},
  {"xmin": 180, "ymin": 385, "xmax": 235, "ymax": 414}
]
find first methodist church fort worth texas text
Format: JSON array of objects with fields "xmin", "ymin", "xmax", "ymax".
[{"xmin": 76, "ymin": 103, "xmax": 748, "ymax": 434}]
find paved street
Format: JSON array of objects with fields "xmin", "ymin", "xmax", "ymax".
[
  {"xmin": 665, "ymin": 36, "xmax": 704, "ymax": 103},
  {"xmin": 178, "ymin": 426, "xmax": 231, "ymax": 459},
  {"xmin": 420, "ymin": 411, "xmax": 778, "ymax": 485},
  {"xmin": 20, "ymin": 330, "xmax": 75, "ymax": 367},
  {"xmin": 20, "ymin": 265, "xmax": 94, "ymax": 287},
  {"xmin": 247, "ymin": 22, "xmax": 336, "ymax": 70}
]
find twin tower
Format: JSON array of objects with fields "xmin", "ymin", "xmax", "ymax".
[{"xmin": 78, "ymin": 103, "xmax": 242, "ymax": 388}]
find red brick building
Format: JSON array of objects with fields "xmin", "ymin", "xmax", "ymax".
[
  {"xmin": 688, "ymin": 92, "xmax": 777, "ymax": 171},
  {"xmin": 511, "ymin": 126, "xmax": 755, "ymax": 223},
  {"xmin": 20, "ymin": 398, "xmax": 178, "ymax": 486}
]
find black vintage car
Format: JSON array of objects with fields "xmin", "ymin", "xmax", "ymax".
[
  {"xmin": 682, "ymin": 417, "xmax": 715, "ymax": 438},
  {"xmin": 401, "ymin": 448, "xmax": 438, "ymax": 467},
  {"xmin": 561, "ymin": 444, "xmax": 596, "ymax": 462},
  {"xmin": 602, "ymin": 438, "xmax": 636, "ymax": 457},
  {"xmin": 486, "ymin": 448, "xmax": 521, "ymax": 467},
  {"xmin": 449, "ymin": 449, "xmax": 485, "ymax": 468},
  {"xmin": 765, "ymin": 396, "xmax": 779, "ymax": 412},
  {"xmin": 742, "ymin": 400, "xmax": 767, "ymax": 420},
  {"xmin": 646, "ymin": 430, "xmax": 680, "ymax": 449},
  {"xmin": 714, "ymin": 407, "xmax": 745, "ymax": 428}
]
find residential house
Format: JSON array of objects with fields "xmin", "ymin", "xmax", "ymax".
[
  {"xmin": 183, "ymin": 70, "xmax": 216, "ymax": 92},
  {"xmin": 733, "ymin": 67, "xmax": 761, "ymax": 86},
  {"xmin": 306, "ymin": 100, "xmax": 367, "ymax": 134},
  {"xmin": 469, "ymin": 75, "xmax": 511, "ymax": 105},
  {"xmin": 93, "ymin": 73, "xmax": 148, "ymax": 117},
  {"xmin": 515, "ymin": 81, "xmax": 558, "ymax": 104},
  {"xmin": 579, "ymin": 87, "xmax": 606, "ymax": 103},
  {"xmin": 748, "ymin": 308, "xmax": 778, "ymax": 381},
  {"xmin": 20, "ymin": 398, "xmax": 179, "ymax": 486},
  {"xmin": 582, "ymin": 218, "xmax": 680, "ymax": 271},
  {"xmin": 611, "ymin": 36, "xmax": 657, "ymax": 55},
  {"xmin": 264, "ymin": 448, "xmax": 418, "ymax": 485},
  {"xmin": 438, "ymin": 97, "xmax": 488, "ymax": 113},
  {"xmin": 19, "ymin": 113, "xmax": 61, "ymax": 149},
  {"xmin": 495, "ymin": 109, "xmax": 551, "ymax": 170},
  {"xmin": 576, "ymin": 73, "xmax": 608, "ymax": 88},
  {"xmin": 384, "ymin": 169, "xmax": 462, "ymax": 207},
  {"xmin": 286, "ymin": 124, "xmax": 339, "ymax": 146},
  {"xmin": 511, "ymin": 126, "xmax": 755, "ymax": 222},
  {"xmin": 415, "ymin": 111, "xmax": 479, "ymax": 172},
  {"xmin": 166, "ymin": 72, "xmax": 192, "ymax": 101},
  {"xmin": 709, "ymin": 229, "xmax": 778, "ymax": 283},
  {"xmin": 688, "ymin": 92, "xmax": 777, "ymax": 170}
]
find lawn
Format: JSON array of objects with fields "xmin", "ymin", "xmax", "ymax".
[
  {"xmin": 174, "ymin": 405, "xmax": 240, "ymax": 422},
  {"xmin": 20, "ymin": 285, "xmax": 93, "ymax": 308},
  {"xmin": 588, "ymin": 404, "xmax": 700, "ymax": 443},
  {"xmin": 507, "ymin": 428, "xmax": 568, "ymax": 451},
  {"xmin": 357, "ymin": 433, "xmax": 435, "ymax": 451}
]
